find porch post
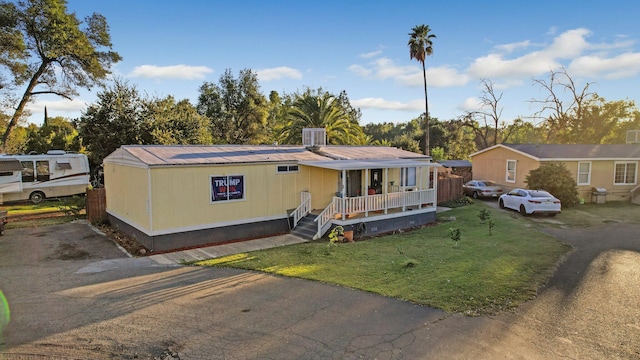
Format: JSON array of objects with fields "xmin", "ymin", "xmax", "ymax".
[
  {"xmin": 342, "ymin": 169, "xmax": 346, "ymax": 220},
  {"xmin": 418, "ymin": 165, "xmax": 423, "ymax": 209},
  {"xmin": 384, "ymin": 167, "xmax": 389, "ymax": 214},
  {"xmin": 365, "ymin": 168, "xmax": 370, "ymax": 217}
]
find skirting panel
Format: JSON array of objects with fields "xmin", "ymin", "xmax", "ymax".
[{"xmin": 108, "ymin": 214, "xmax": 289, "ymax": 253}]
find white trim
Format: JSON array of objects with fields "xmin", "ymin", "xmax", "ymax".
[
  {"xmin": 147, "ymin": 167, "xmax": 153, "ymax": 232},
  {"xmin": 106, "ymin": 209, "xmax": 287, "ymax": 237},
  {"xmin": 332, "ymin": 206, "xmax": 436, "ymax": 226},
  {"xmin": 506, "ymin": 159, "xmax": 516, "ymax": 183},
  {"xmin": 577, "ymin": 161, "xmax": 591, "ymax": 185},
  {"xmin": 542, "ymin": 157, "xmax": 640, "ymax": 162},
  {"xmin": 613, "ymin": 161, "xmax": 638, "ymax": 186},
  {"xmin": 470, "ymin": 144, "xmax": 541, "ymax": 161}
]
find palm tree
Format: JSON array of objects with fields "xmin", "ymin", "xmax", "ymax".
[
  {"xmin": 281, "ymin": 92, "xmax": 361, "ymax": 145},
  {"xmin": 408, "ymin": 24, "xmax": 436, "ymax": 155}
]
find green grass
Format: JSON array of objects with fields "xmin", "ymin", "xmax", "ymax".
[
  {"xmin": 196, "ymin": 203, "xmax": 571, "ymax": 315},
  {"xmin": 1, "ymin": 198, "xmax": 86, "ymax": 229},
  {"xmin": 553, "ymin": 201, "xmax": 640, "ymax": 227}
]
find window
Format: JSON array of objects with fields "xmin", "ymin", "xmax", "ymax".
[
  {"xmin": 0, "ymin": 172, "xmax": 13, "ymax": 177},
  {"xmin": 577, "ymin": 162, "xmax": 591, "ymax": 185},
  {"xmin": 614, "ymin": 162, "xmax": 637, "ymax": 185},
  {"xmin": 36, "ymin": 161, "xmax": 50, "ymax": 182},
  {"xmin": 276, "ymin": 164, "xmax": 299, "ymax": 173},
  {"xmin": 401, "ymin": 167, "xmax": 416, "ymax": 187},
  {"xmin": 21, "ymin": 161, "xmax": 34, "ymax": 182},
  {"xmin": 211, "ymin": 175, "xmax": 245, "ymax": 202},
  {"xmin": 56, "ymin": 161, "xmax": 72, "ymax": 170},
  {"xmin": 506, "ymin": 160, "xmax": 516, "ymax": 183}
]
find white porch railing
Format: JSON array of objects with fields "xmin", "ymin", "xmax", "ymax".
[
  {"xmin": 289, "ymin": 191, "xmax": 311, "ymax": 228},
  {"xmin": 314, "ymin": 189, "xmax": 436, "ymax": 239}
]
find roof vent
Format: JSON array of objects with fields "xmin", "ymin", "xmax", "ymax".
[
  {"xmin": 302, "ymin": 128, "xmax": 326, "ymax": 147},
  {"xmin": 47, "ymin": 150, "xmax": 66, "ymax": 155}
]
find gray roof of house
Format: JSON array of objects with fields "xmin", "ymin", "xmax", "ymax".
[
  {"xmin": 104, "ymin": 145, "xmax": 431, "ymax": 167},
  {"xmin": 437, "ymin": 160, "xmax": 472, "ymax": 168},
  {"xmin": 505, "ymin": 144, "xmax": 640, "ymax": 160}
]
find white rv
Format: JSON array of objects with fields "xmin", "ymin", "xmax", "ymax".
[{"xmin": 0, "ymin": 151, "xmax": 90, "ymax": 204}]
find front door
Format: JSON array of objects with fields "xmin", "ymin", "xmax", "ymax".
[{"xmin": 370, "ymin": 169, "xmax": 382, "ymax": 194}]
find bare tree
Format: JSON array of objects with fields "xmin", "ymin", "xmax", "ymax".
[
  {"xmin": 462, "ymin": 79, "xmax": 504, "ymax": 149},
  {"xmin": 529, "ymin": 67, "xmax": 595, "ymax": 143}
]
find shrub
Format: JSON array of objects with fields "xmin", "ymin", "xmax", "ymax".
[{"xmin": 525, "ymin": 162, "xmax": 578, "ymax": 207}]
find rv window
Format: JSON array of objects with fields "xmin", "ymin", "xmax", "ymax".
[
  {"xmin": 21, "ymin": 161, "xmax": 34, "ymax": 182},
  {"xmin": 56, "ymin": 161, "xmax": 72, "ymax": 170},
  {"xmin": 36, "ymin": 161, "xmax": 50, "ymax": 182}
]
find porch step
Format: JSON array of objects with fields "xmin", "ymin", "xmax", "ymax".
[{"xmin": 291, "ymin": 214, "xmax": 317, "ymax": 240}]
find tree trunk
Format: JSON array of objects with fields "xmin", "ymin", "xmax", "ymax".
[
  {"xmin": 422, "ymin": 61, "xmax": 429, "ymax": 156},
  {"xmin": 2, "ymin": 62, "xmax": 49, "ymax": 150}
]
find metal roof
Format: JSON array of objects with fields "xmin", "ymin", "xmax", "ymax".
[
  {"xmin": 313, "ymin": 146, "xmax": 431, "ymax": 160},
  {"xmin": 106, "ymin": 145, "xmax": 332, "ymax": 166},
  {"xmin": 299, "ymin": 159, "xmax": 439, "ymax": 171}
]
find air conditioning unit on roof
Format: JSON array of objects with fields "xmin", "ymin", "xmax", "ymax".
[
  {"xmin": 626, "ymin": 130, "xmax": 640, "ymax": 144},
  {"xmin": 302, "ymin": 128, "xmax": 326, "ymax": 147}
]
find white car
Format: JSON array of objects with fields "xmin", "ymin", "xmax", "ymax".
[{"xmin": 498, "ymin": 188, "xmax": 561, "ymax": 216}]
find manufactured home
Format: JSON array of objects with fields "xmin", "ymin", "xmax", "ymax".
[
  {"xmin": 104, "ymin": 130, "xmax": 441, "ymax": 252},
  {"xmin": 0, "ymin": 151, "xmax": 90, "ymax": 204},
  {"xmin": 470, "ymin": 143, "xmax": 640, "ymax": 203}
]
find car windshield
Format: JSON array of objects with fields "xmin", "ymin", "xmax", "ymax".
[
  {"xmin": 478, "ymin": 181, "xmax": 495, "ymax": 186},
  {"xmin": 529, "ymin": 191, "xmax": 552, "ymax": 198}
]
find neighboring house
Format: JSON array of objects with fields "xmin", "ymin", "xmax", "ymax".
[
  {"xmin": 437, "ymin": 159, "xmax": 472, "ymax": 183},
  {"xmin": 103, "ymin": 130, "xmax": 440, "ymax": 252},
  {"xmin": 470, "ymin": 144, "xmax": 640, "ymax": 203}
]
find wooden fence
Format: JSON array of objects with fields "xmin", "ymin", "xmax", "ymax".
[
  {"xmin": 437, "ymin": 175, "xmax": 464, "ymax": 204},
  {"xmin": 86, "ymin": 187, "xmax": 107, "ymax": 224}
]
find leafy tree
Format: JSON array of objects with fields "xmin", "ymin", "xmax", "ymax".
[
  {"xmin": 501, "ymin": 118, "xmax": 545, "ymax": 144},
  {"xmin": 525, "ymin": 162, "xmax": 578, "ymax": 207},
  {"xmin": 142, "ymin": 96, "xmax": 212, "ymax": 145},
  {"xmin": 392, "ymin": 133, "xmax": 420, "ymax": 153},
  {"xmin": 25, "ymin": 115, "xmax": 81, "ymax": 153},
  {"xmin": 408, "ymin": 24, "xmax": 436, "ymax": 155},
  {"xmin": 0, "ymin": 0, "xmax": 121, "ymax": 149},
  {"xmin": 197, "ymin": 69, "xmax": 268, "ymax": 144},
  {"xmin": 281, "ymin": 90, "xmax": 363, "ymax": 145},
  {"xmin": 75, "ymin": 79, "xmax": 146, "ymax": 166},
  {"xmin": 0, "ymin": 112, "xmax": 27, "ymax": 153}
]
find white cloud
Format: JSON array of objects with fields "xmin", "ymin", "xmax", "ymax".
[
  {"xmin": 457, "ymin": 97, "xmax": 484, "ymax": 113},
  {"xmin": 350, "ymin": 57, "xmax": 468, "ymax": 88},
  {"xmin": 27, "ymin": 98, "xmax": 88, "ymax": 114},
  {"xmin": 352, "ymin": 97, "xmax": 423, "ymax": 111},
  {"xmin": 359, "ymin": 50, "xmax": 383, "ymax": 59},
  {"xmin": 569, "ymin": 52, "xmax": 640, "ymax": 79},
  {"xmin": 128, "ymin": 65, "xmax": 213, "ymax": 80},
  {"xmin": 256, "ymin": 66, "xmax": 302, "ymax": 81},
  {"xmin": 495, "ymin": 40, "xmax": 531, "ymax": 53}
]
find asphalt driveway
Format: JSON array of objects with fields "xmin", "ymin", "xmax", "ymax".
[{"xmin": 0, "ymin": 217, "xmax": 639, "ymax": 359}]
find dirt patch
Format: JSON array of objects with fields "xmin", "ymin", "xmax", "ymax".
[{"xmin": 97, "ymin": 224, "xmax": 149, "ymax": 257}]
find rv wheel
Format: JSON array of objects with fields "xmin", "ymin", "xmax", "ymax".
[{"xmin": 29, "ymin": 191, "xmax": 45, "ymax": 204}]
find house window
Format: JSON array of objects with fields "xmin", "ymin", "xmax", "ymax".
[
  {"xmin": 210, "ymin": 175, "xmax": 245, "ymax": 202},
  {"xmin": 506, "ymin": 160, "xmax": 516, "ymax": 183},
  {"xmin": 614, "ymin": 162, "xmax": 637, "ymax": 185},
  {"xmin": 401, "ymin": 167, "xmax": 416, "ymax": 187},
  {"xmin": 276, "ymin": 164, "xmax": 299, "ymax": 173},
  {"xmin": 577, "ymin": 162, "xmax": 591, "ymax": 185}
]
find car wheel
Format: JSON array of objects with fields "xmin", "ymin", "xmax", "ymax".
[
  {"xmin": 519, "ymin": 204, "xmax": 527, "ymax": 216},
  {"xmin": 29, "ymin": 191, "xmax": 45, "ymax": 204},
  {"xmin": 499, "ymin": 199, "xmax": 505, "ymax": 209},
  {"xmin": 472, "ymin": 191, "xmax": 479, "ymax": 199}
]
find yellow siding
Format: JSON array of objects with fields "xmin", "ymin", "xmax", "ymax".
[
  {"xmin": 472, "ymin": 148, "xmax": 540, "ymax": 189},
  {"xmin": 308, "ymin": 167, "xmax": 339, "ymax": 209},
  {"xmin": 104, "ymin": 163, "xmax": 150, "ymax": 229},
  {"xmin": 571, "ymin": 160, "xmax": 634, "ymax": 202},
  {"xmin": 149, "ymin": 163, "xmax": 318, "ymax": 232}
]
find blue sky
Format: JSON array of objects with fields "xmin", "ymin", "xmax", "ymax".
[{"xmin": 26, "ymin": 0, "xmax": 640, "ymax": 127}]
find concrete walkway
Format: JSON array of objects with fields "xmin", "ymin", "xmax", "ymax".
[{"xmin": 148, "ymin": 233, "xmax": 307, "ymax": 265}]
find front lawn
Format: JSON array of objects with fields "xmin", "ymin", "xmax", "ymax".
[{"xmin": 196, "ymin": 202, "xmax": 570, "ymax": 315}]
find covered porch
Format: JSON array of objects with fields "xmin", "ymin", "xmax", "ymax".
[{"xmin": 292, "ymin": 159, "xmax": 440, "ymax": 239}]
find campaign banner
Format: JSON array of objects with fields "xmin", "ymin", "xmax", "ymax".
[{"xmin": 211, "ymin": 175, "xmax": 244, "ymax": 202}]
